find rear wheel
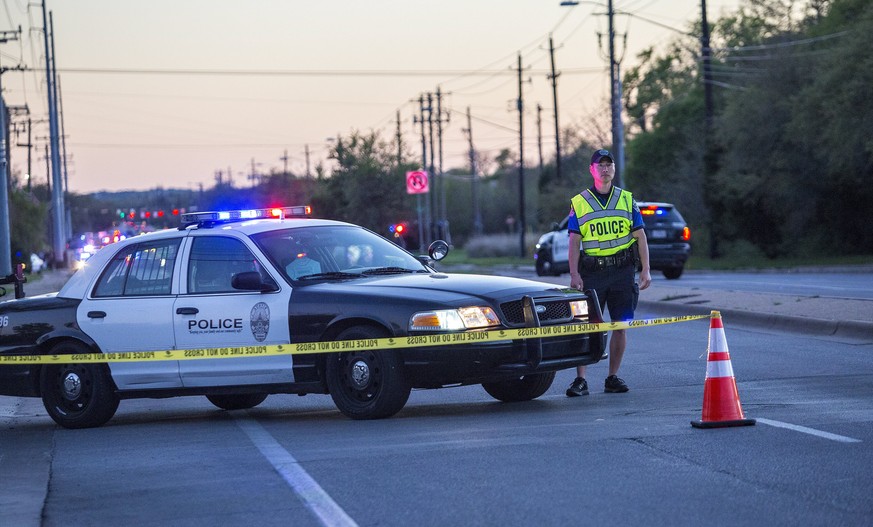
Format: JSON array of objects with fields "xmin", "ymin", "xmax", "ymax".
[
  {"xmin": 325, "ymin": 326, "xmax": 410, "ymax": 420},
  {"xmin": 40, "ymin": 342, "xmax": 119, "ymax": 429},
  {"xmin": 206, "ymin": 393, "xmax": 268, "ymax": 410},
  {"xmin": 663, "ymin": 266, "xmax": 684, "ymax": 280},
  {"xmin": 482, "ymin": 372, "xmax": 556, "ymax": 402}
]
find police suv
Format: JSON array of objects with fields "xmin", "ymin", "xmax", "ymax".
[{"xmin": 0, "ymin": 207, "xmax": 606, "ymax": 428}]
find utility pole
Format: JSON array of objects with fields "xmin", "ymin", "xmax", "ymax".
[
  {"xmin": 0, "ymin": 27, "xmax": 23, "ymax": 274},
  {"xmin": 536, "ymin": 104, "xmax": 544, "ymax": 178},
  {"xmin": 517, "ymin": 53, "xmax": 526, "ymax": 258},
  {"xmin": 395, "ymin": 111, "xmax": 402, "ymax": 167},
  {"xmin": 43, "ymin": 3, "xmax": 65, "ymax": 267},
  {"xmin": 464, "ymin": 106, "xmax": 482, "ymax": 236},
  {"xmin": 701, "ymin": 0, "xmax": 718, "ymax": 258},
  {"xmin": 548, "ymin": 36, "xmax": 563, "ymax": 182},
  {"xmin": 304, "ymin": 145, "xmax": 311, "ymax": 178},
  {"xmin": 426, "ymin": 92, "xmax": 436, "ymax": 242},
  {"xmin": 413, "ymin": 95, "xmax": 429, "ymax": 249},
  {"xmin": 280, "ymin": 149, "xmax": 289, "ymax": 175},
  {"xmin": 435, "ymin": 86, "xmax": 450, "ymax": 244},
  {"xmin": 607, "ymin": 0, "xmax": 625, "ymax": 186}
]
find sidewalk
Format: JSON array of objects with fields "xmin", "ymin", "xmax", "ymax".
[{"xmin": 639, "ymin": 282, "xmax": 873, "ymax": 342}]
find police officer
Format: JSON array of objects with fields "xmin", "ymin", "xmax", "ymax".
[{"xmin": 566, "ymin": 149, "xmax": 651, "ymax": 396}]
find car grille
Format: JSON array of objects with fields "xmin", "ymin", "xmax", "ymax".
[{"xmin": 500, "ymin": 300, "xmax": 573, "ymax": 326}]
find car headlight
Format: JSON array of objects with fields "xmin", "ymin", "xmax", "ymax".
[
  {"xmin": 569, "ymin": 300, "xmax": 588, "ymax": 318},
  {"xmin": 409, "ymin": 307, "xmax": 500, "ymax": 331}
]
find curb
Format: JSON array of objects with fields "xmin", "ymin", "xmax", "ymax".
[{"xmin": 638, "ymin": 300, "xmax": 873, "ymax": 342}]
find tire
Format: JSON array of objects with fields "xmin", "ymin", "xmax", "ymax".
[
  {"xmin": 482, "ymin": 371, "xmax": 556, "ymax": 402},
  {"xmin": 535, "ymin": 252, "xmax": 552, "ymax": 277},
  {"xmin": 206, "ymin": 393, "xmax": 268, "ymax": 410},
  {"xmin": 40, "ymin": 342, "xmax": 120, "ymax": 429},
  {"xmin": 663, "ymin": 266, "xmax": 684, "ymax": 280},
  {"xmin": 325, "ymin": 326, "xmax": 410, "ymax": 420}
]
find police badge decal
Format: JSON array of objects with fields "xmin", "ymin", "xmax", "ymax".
[{"xmin": 250, "ymin": 302, "xmax": 270, "ymax": 342}]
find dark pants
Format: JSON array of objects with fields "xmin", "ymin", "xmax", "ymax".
[{"xmin": 579, "ymin": 261, "xmax": 639, "ymax": 322}]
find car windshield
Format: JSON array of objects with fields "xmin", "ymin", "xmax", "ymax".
[{"xmin": 252, "ymin": 225, "xmax": 428, "ymax": 282}]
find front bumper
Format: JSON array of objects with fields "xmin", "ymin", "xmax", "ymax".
[{"xmin": 402, "ymin": 330, "xmax": 606, "ymax": 388}]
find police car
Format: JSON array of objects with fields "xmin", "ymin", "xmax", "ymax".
[
  {"xmin": 534, "ymin": 202, "xmax": 691, "ymax": 279},
  {"xmin": 0, "ymin": 206, "xmax": 606, "ymax": 428}
]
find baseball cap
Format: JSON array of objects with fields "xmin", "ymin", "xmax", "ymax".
[{"xmin": 591, "ymin": 149, "xmax": 613, "ymax": 165}]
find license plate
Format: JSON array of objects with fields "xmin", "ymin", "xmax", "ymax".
[{"xmin": 651, "ymin": 229, "xmax": 667, "ymax": 239}]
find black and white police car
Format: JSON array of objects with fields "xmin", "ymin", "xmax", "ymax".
[{"xmin": 0, "ymin": 206, "xmax": 606, "ymax": 428}]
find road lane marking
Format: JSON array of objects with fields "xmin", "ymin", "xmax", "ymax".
[
  {"xmin": 235, "ymin": 415, "xmax": 358, "ymax": 527},
  {"xmin": 757, "ymin": 418, "xmax": 861, "ymax": 443}
]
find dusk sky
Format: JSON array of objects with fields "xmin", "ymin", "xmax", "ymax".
[{"xmin": 2, "ymin": 0, "xmax": 743, "ymax": 194}]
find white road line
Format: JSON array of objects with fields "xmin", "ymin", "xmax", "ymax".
[
  {"xmin": 235, "ymin": 415, "xmax": 358, "ymax": 527},
  {"xmin": 757, "ymin": 418, "xmax": 862, "ymax": 443}
]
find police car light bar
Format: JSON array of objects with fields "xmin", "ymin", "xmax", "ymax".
[{"xmin": 180, "ymin": 205, "xmax": 312, "ymax": 227}]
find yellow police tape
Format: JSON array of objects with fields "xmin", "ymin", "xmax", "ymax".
[{"xmin": 0, "ymin": 313, "xmax": 712, "ymax": 365}]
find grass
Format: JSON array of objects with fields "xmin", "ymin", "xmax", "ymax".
[{"xmin": 442, "ymin": 247, "xmax": 872, "ymax": 271}]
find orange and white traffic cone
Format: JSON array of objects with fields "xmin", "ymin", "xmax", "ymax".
[{"xmin": 691, "ymin": 311, "xmax": 755, "ymax": 429}]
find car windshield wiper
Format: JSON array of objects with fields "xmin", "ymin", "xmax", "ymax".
[
  {"xmin": 296, "ymin": 271, "xmax": 362, "ymax": 281},
  {"xmin": 361, "ymin": 267, "xmax": 423, "ymax": 275}
]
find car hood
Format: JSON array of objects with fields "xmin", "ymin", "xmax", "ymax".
[{"xmin": 296, "ymin": 272, "xmax": 576, "ymax": 306}]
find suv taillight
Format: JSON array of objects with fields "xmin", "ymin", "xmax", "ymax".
[{"xmin": 681, "ymin": 227, "xmax": 691, "ymax": 241}]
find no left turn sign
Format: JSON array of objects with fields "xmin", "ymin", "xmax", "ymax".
[{"xmin": 406, "ymin": 170, "xmax": 429, "ymax": 194}]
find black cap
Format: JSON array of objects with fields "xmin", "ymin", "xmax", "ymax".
[{"xmin": 591, "ymin": 149, "xmax": 613, "ymax": 165}]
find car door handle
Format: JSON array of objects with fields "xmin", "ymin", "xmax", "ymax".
[
  {"xmin": 87, "ymin": 311, "xmax": 107, "ymax": 319},
  {"xmin": 176, "ymin": 307, "xmax": 199, "ymax": 315}
]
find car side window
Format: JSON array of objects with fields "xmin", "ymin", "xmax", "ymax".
[
  {"xmin": 187, "ymin": 236, "xmax": 261, "ymax": 294},
  {"xmin": 93, "ymin": 239, "xmax": 180, "ymax": 297}
]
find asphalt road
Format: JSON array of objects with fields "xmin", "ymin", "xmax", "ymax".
[
  {"xmin": 2, "ymin": 267, "xmax": 872, "ymax": 526},
  {"xmin": 3, "ymin": 288, "xmax": 873, "ymax": 526}
]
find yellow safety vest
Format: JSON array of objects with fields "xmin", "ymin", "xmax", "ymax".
[{"xmin": 571, "ymin": 187, "xmax": 636, "ymax": 256}]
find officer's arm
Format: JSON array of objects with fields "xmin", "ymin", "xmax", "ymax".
[
  {"xmin": 569, "ymin": 232, "xmax": 583, "ymax": 289},
  {"xmin": 632, "ymin": 228, "xmax": 652, "ymax": 290}
]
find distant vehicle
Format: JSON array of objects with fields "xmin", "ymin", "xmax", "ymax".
[
  {"xmin": 0, "ymin": 205, "xmax": 607, "ymax": 428},
  {"xmin": 534, "ymin": 201, "xmax": 691, "ymax": 279},
  {"xmin": 637, "ymin": 201, "xmax": 691, "ymax": 279},
  {"xmin": 29, "ymin": 253, "xmax": 45, "ymax": 273}
]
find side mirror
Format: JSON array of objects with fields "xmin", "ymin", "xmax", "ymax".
[
  {"xmin": 231, "ymin": 271, "xmax": 279, "ymax": 292},
  {"xmin": 551, "ymin": 222, "xmax": 560, "ymax": 231},
  {"xmin": 428, "ymin": 240, "xmax": 450, "ymax": 261}
]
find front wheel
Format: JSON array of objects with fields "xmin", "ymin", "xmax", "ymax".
[
  {"xmin": 325, "ymin": 326, "xmax": 410, "ymax": 420},
  {"xmin": 40, "ymin": 342, "xmax": 119, "ymax": 429},
  {"xmin": 482, "ymin": 372, "xmax": 556, "ymax": 402},
  {"xmin": 206, "ymin": 393, "xmax": 268, "ymax": 410},
  {"xmin": 535, "ymin": 252, "xmax": 552, "ymax": 276}
]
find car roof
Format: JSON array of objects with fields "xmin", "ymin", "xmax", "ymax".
[
  {"xmin": 637, "ymin": 201, "xmax": 675, "ymax": 208},
  {"xmin": 58, "ymin": 216, "xmax": 354, "ymax": 298}
]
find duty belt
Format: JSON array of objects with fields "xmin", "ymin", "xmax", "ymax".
[{"xmin": 582, "ymin": 248, "xmax": 633, "ymax": 271}]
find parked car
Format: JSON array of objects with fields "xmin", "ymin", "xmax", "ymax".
[
  {"xmin": 0, "ymin": 206, "xmax": 607, "ymax": 428},
  {"xmin": 534, "ymin": 201, "xmax": 691, "ymax": 279}
]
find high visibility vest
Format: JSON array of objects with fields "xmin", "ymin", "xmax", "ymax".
[{"xmin": 571, "ymin": 187, "xmax": 636, "ymax": 256}]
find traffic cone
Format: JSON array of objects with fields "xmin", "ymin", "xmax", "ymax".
[{"xmin": 691, "ymin": 311, "xmax": 756, "ymax": 428}]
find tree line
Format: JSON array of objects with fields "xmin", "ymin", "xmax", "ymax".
[{"xmin": 9, "ymin": 0, "xmax": 870, "ymax": 267}]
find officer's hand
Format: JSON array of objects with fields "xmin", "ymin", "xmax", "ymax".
[
  {"xmin": 570, "ymin": 272, "xmax": 583, "ymax": 291},
  {"xmin": 638, "ymin": 269, "xmax": 652, "ymax": 290}
]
